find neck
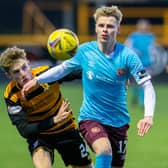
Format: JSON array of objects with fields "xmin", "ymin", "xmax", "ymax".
[{"xmin": 98, "ymin": 41, "xmax": 116, "ymax": 55}]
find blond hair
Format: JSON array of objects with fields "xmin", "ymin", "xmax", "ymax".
[
  {"xmin": 0, "ymin": 46, "xmax": 26, "ymax": 72},
  {"xmin": 93, "ymin": 5, "xmax": 123, "ymax": 24}
]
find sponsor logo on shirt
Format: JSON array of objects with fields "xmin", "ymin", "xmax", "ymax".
[
  {"xmin": 86, "ymin": 70, "xmax": 124, "ymax": 84},
  {"xmin": 87, "ymin": 71, "xmax": 94, "ymax": 80},
  {"xmin": 8, "ymin": 105, "xmax": 22, "ymax": 115}
]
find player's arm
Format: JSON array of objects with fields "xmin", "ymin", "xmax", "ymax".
[
  {"xmin": 37, "ymin": 63, "xmax": 71, "ymax": 83},
  {"xmin": 6, "ymin": 99, "xmax": 71, "ymax": 139},
  {"xmin": 58, "ymin": 69, "xmax": 82, "ymax": 83},
  {"xmin": 128, "ymin": 53, "xmax": 156, "ymax": 137},
  {"xmin": 137, "ymin": 80, "xmax": 156, "ymax": 136},
  {"xmin": 22, "ymin": 63, "xmax": 71, "ymax": 95},
  {"xmin": 9, "ymin": 109, "xmax": 54, "ymax": 138},
  {"xmin": 143, "ymin": 80, "xmax": 156, "ymax": 117}
]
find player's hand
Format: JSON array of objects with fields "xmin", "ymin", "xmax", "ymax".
[
  {"xmin": 137, "ymin": 116, "xmax": 153, "ymax": 136},
  {"xmin": 21, "ymin": 78, "xmax": 38, "ymax": 99},
  {"xmin": 53, "ymin": 99, "xmax": 72, "ymax": 124}
]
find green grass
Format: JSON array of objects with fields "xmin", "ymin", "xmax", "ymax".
[{"xmin": 0, "ymin": 82, "xmax": 168, "ymax": 168}]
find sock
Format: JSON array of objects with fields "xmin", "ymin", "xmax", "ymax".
[{"xmin": 94, "ymin": 154, "xmax": 112, "ymax": 168}]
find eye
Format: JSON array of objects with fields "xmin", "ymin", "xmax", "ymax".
[
  {"xmin": 12, "ymin": 69, "xmax": 20, "ymax": 74},
  {"xmin": 107, "ymin": 24, "xmax": 115, "ymax": 29},
  {"xmin": 21, "ymin": 63, "xmax": 30, "ymax": 71},
  {"xmin": 98, "ymin": 23, "xmax": 104, "ymax": 28},
  {"xmin": 22, "ymin": 64, "xmax": 28, "ymax": 71}
]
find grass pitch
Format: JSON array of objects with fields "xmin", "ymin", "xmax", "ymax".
[{"xmin": 0, "ymin": 82, "xmax": 167, "ymax": 168}]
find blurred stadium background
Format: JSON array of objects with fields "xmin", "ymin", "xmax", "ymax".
[
  {"xmin": 0, "ymin": 0, "xmax": 168, "ymax": 168},
  {"xmin": 0, "ymin": 0, "xmax": 168, "ymax": 82}
]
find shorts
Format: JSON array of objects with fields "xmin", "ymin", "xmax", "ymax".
[
  {"xmin": 27, "ymin": 128, "xmax": 92, "ymax": 166},
  {"xmin": 79, "ymin": 120, "xmax": 129, "ymax": 167}
]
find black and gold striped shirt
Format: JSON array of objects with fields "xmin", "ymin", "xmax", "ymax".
[{"xmin": 4, "ymin": 65, "xmax": 79, "ymax": 139}]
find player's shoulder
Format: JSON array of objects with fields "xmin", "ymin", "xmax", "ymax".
[
  {"xmin": 116, "ymin": 42, "xmax": 132, "ymax": 53},
  {"xmin": 4, "ymin": 80, "xmax": 19, "ymax": 101},
  {"xmin": 116, "ymin": 42, "xmax": 138, "ymax": 61},
  {"xmin": 31, "ymin": 65, "xmax": 50, "ymax": 76},
  {"xmin": 79, "ymin": 41, "xmax": 97, "ymax": 49},
  {"xmin": 119, "ymin": 42, "xmax": 136, "ymax": 54}
]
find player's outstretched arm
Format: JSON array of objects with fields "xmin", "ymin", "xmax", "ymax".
[
  {"xmin": 137, "ymin": 80, "xmax": 156, "ymax": 136},
  {"xmin": 22, "ymin": 64, "xmax": 71, "ymax": 97}
]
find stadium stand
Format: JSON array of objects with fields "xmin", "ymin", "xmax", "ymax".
[
  {"xmin": 0, "ymin": 0, "xmax": 168, "ymax": 82},
  {"xmin": 0, "ymin": 0, "xmax": 168, "ymax": 46}
]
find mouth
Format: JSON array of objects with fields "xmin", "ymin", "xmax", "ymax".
[
  {"xmin": 101, "ymin": 34, "xmax": 108, "ymax": 40},
  {"xmin": 22, "ymin": 78, "xmax": 29, "ymax": 84}
]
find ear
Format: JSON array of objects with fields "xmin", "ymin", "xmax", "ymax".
[{"xmin": 95, "ymin": 23, "xmax": 97, "ymax": 33}]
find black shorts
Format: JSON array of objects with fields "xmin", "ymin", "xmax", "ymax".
[
  {"xmin": 27, "ymin": 128, "xmax": 92, "ymax": 167},
  {"xmin": 79, "ymin": 120, "xmax": 129, "ymax": 167}
]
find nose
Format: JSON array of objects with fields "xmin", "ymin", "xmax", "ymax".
[
  {"xmin": 19, "ymin": 69, "xmax": 26, "ymax": 76},
  {"xmin": 102, "ymin": 26, "xmax": 109, "ymax": 33},
  {"xmin": 103, "ymin": 26, "xmax": 107, "ymax": 31}
]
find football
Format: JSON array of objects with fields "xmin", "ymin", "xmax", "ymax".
[{"xmin": 47, "ymin": 28, "xmax": 79, "ymax": 60}]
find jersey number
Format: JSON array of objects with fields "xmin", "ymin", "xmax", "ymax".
[
  {"xmin": 79, "ymin": 143, "xmax": 88, "ymax": 158},
  {"xmin": 118, "ymin": 140, "xmax": 127, "ymax": 154}
]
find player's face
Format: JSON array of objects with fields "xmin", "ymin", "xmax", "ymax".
[
  {"xmin": 7, "ymin": 59, "xmax": 33, "ymax": 87},
  {"xmin": 95, "ymin": 16, "xmax": 119, "ymax": 44}
]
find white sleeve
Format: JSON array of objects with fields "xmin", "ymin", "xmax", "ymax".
[
  {"xmin": 36, "ymin": 64, "xmax": 72, "ymax": 83},
  {"xmin": 141, "ymin": 80, "xmax": 156, "ymax": 117}
]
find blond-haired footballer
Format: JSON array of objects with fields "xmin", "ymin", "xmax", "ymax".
[{"xmin": 0, "ymin": 46, "xmax": 93, "ymax": 168}]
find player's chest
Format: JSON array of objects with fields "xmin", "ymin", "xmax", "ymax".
[
  {"xmin": 21, "ymin": 83, "xmax": 60, "ymax": 112},
  {"xmin": 83, "ymin": 56, "xmax": 128, "ymax": 83}
]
